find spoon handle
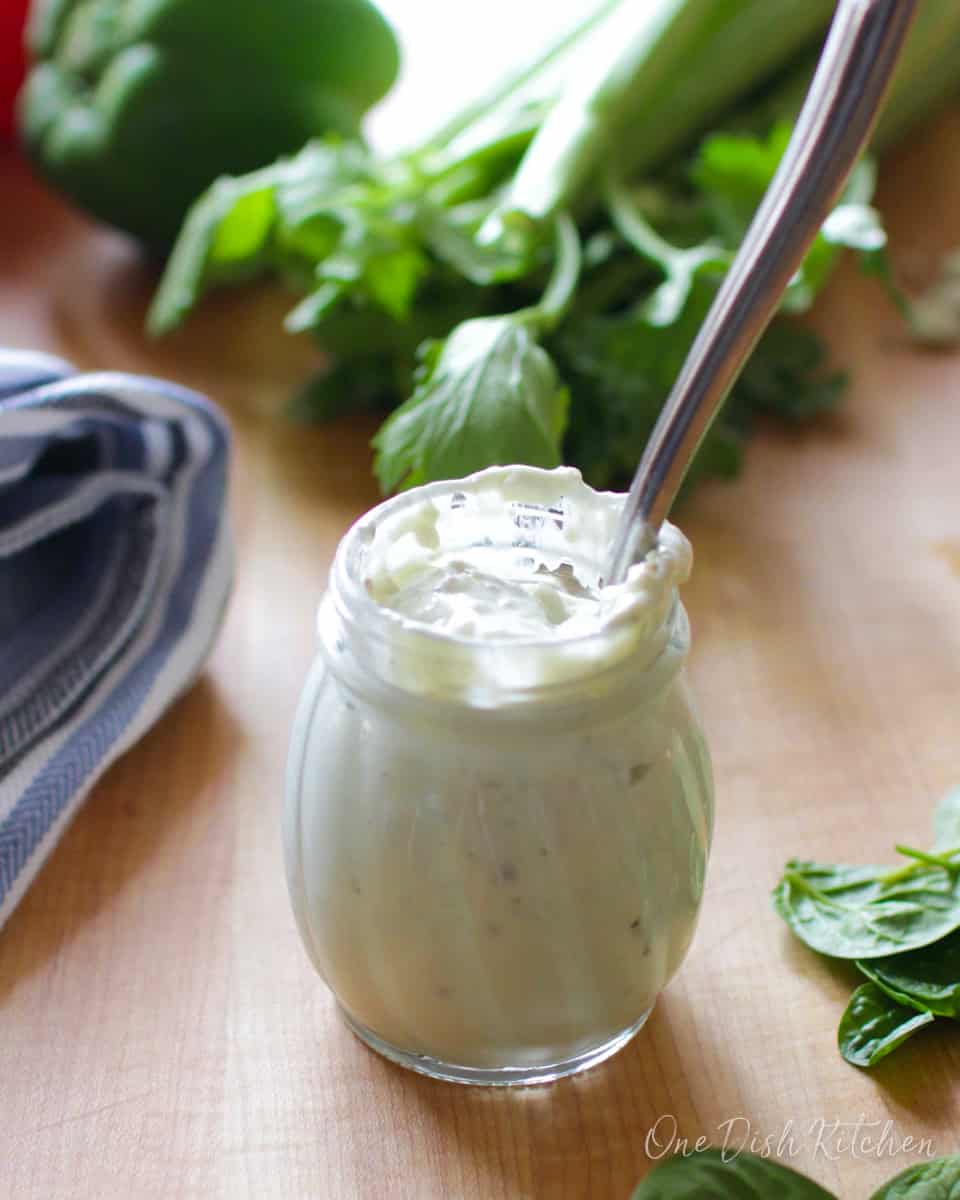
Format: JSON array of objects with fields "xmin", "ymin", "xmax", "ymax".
[{"xmin": 604, "ymin": 0, "xmax": 918, "ymax": 584}]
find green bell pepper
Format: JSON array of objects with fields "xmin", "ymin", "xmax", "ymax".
[{"xmin": 18, "ymin": 0, "xmax": 399, "ymax": 248}]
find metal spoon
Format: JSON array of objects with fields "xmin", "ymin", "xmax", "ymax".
[{"xmin": 604, "ymin": 0, "xmax": 918, "ymax": 584}]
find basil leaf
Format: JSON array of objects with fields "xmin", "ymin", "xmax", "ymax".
[
  {"xmin": 933, "ymin": 789, "xmax": 960, "ymax": 852},
  {"xmin": 857, "ymin": 928, "xmax": 960, "ymax": 1018},
  {"xmin": 838, "ymin": 982, "xmax": 935, "ymax": 1068},
  {"xmin": 773, "ymin": 858, "xmax": 960, "ymax": 959},
  {"xmin": 631, "ymin": 1149, "xmax": 836, "ymax": 1199},
  {"xmin": 372, "ymin": 316, "xmax": 568, "ymax": 491},
  {"xmin": 868, "ymin": 1154, "xmax": 960, "ymax": 1199}
]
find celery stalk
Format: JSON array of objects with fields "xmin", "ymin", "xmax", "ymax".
[
  {"xmin": 875, "ymin": 0, "xmax": 960, "ymax": 150},
  {"xmin": 484, "ymin": 0, "xmax": 835, "ymax": 232},
  {"xmin": 737, "ymin": 0, "xmax": 960, "ymax": 153},
  {"xmin": 414, "ymin": 0, "xmax": 625, "ymax": 156}
]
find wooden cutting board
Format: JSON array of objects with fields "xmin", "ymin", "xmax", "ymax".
[{"xmin": 1, "ymin": 104, "xmax": 959, "ymax": 1200}]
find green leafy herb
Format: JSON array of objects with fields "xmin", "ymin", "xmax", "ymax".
[
  {"xmin": 692, "ymin": 128, "xmax": 888, "ymax": 311},
  {"xmin": 868, "ymin": 1156, "xmax": 960, "ymax": 1200},
  {"xmin": 554, "ymin": 285, "xmax": 843, "ymax": 490},
  {"xmin": 775, "ymin": 788, "xmax": 960, "ymax": 1070},
  {"xmin": 480, "ymin": 0, "xmax": 839, "ymax": 239},
  {"xmin": 149, "ymin": 142, "xmax": 366, "ymax": 334},
  {"xmin": 857, "ymin": 928, "xmax": 960, "ymax": 1019},
  {"xmin": 631, "ymin": 1147, "xmax": 834, "ymax": 1198},
  {"xmin": 605, "ymin": 177, "xmax": 729, "ymax": 327},
  {"xmin": 838, "ymin": 982, "xmax": 936, "ymax": 1068},
  {"xmin": 372, "ymin": 316, "xmax": 569, "ymax": 490},
  {"xmin": 288, "ymin": 356, "xmax": 400, "ymax": 424},
  {"xmin": 772, "ymin": 853, "xmax": 960, "ymax": 960},
  {"xmin": 150, "ymin": 0, "xmax": 960, "ymax": 494},
  {"xmin": 373, "ymin": 214, "xmax": 580, "ymax": 490},
  {"xmin": 628, "ymin": 1149, "xmax": 960, "ymax": 1199}
]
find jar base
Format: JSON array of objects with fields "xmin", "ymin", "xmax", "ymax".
[{"xmin": 340, "ymin": 1007, "xmax": 653, "ymax": 1087}]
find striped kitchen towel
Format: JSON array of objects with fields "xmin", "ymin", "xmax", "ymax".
[{"xmin": 0, "ymin": 349, "xmax": 232, "ymax": 929}]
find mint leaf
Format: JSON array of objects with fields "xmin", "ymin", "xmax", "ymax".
[{"xmin": 372, "ymin": 316, "xmax": 569, "ymax": 492}]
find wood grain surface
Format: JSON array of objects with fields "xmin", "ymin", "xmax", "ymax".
[{"xmin": 2, "ymin": 102, "xmax": 960, "ymax": 1200}]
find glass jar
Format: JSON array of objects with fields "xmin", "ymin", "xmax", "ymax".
[{"xmin": 284, "ymin": 469, "xmax": 713, "ymax": 1086}]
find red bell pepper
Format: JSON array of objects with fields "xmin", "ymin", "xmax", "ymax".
[{"xmin": 1, "ymin": 0, "xmax": 30, "ymax": 141}]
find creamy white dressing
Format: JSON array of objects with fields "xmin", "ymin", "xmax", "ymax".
[
  {"xmin": 373, "ymin": 555, "xmax": 598, "ymax": 639},
  {"xmin": 284, "ymin": 465, "xmax": 712, "ymax": 1082},
  {"xmin": 360, "ymin": 465, "xmax": 692, "ymax": 645}
]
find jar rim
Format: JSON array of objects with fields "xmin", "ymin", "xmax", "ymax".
[
  {"xmin": 319, "ymin": 468, "xmax": 692, "ymax": 709},
  {"xmin": 330, "ymin": 466, "xmax": 687, "ymax": 652}
]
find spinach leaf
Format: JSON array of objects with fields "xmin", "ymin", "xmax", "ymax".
[
  {"xmin": 868, "ymin": 1155, "xmax": 960, "ymax": 1199},
  {"xmin": 838, "ymin": 982, "xmax": 935, "ymax": 1068},
  {"xmin": 628, "ymin": 1149, "xmax": 960, "ymax": 1198},
  {"xmin": 772, "ymin": 857, "xmax": 960, "ymax": 960},
  {"xmin": 630, "ymin": 1149, "xmax": 836, "ymax": 1199},
  {"xmin": 857, "ymin": 928, "xmax": 960, "ymax": 1018}
]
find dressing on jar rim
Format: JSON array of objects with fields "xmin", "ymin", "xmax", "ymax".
[{"xmin": 284, "ymin": 464, "xmax": 714, "ymax": 1085}]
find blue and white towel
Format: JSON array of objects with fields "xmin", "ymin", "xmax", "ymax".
[{"xmin": 0, "ymin": 349, "xmax": 232, "ymax": 929}]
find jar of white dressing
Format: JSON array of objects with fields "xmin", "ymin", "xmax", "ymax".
[{"xmin": 284, "ymin": 465, "xmax": 713, "ymax": 1085}]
